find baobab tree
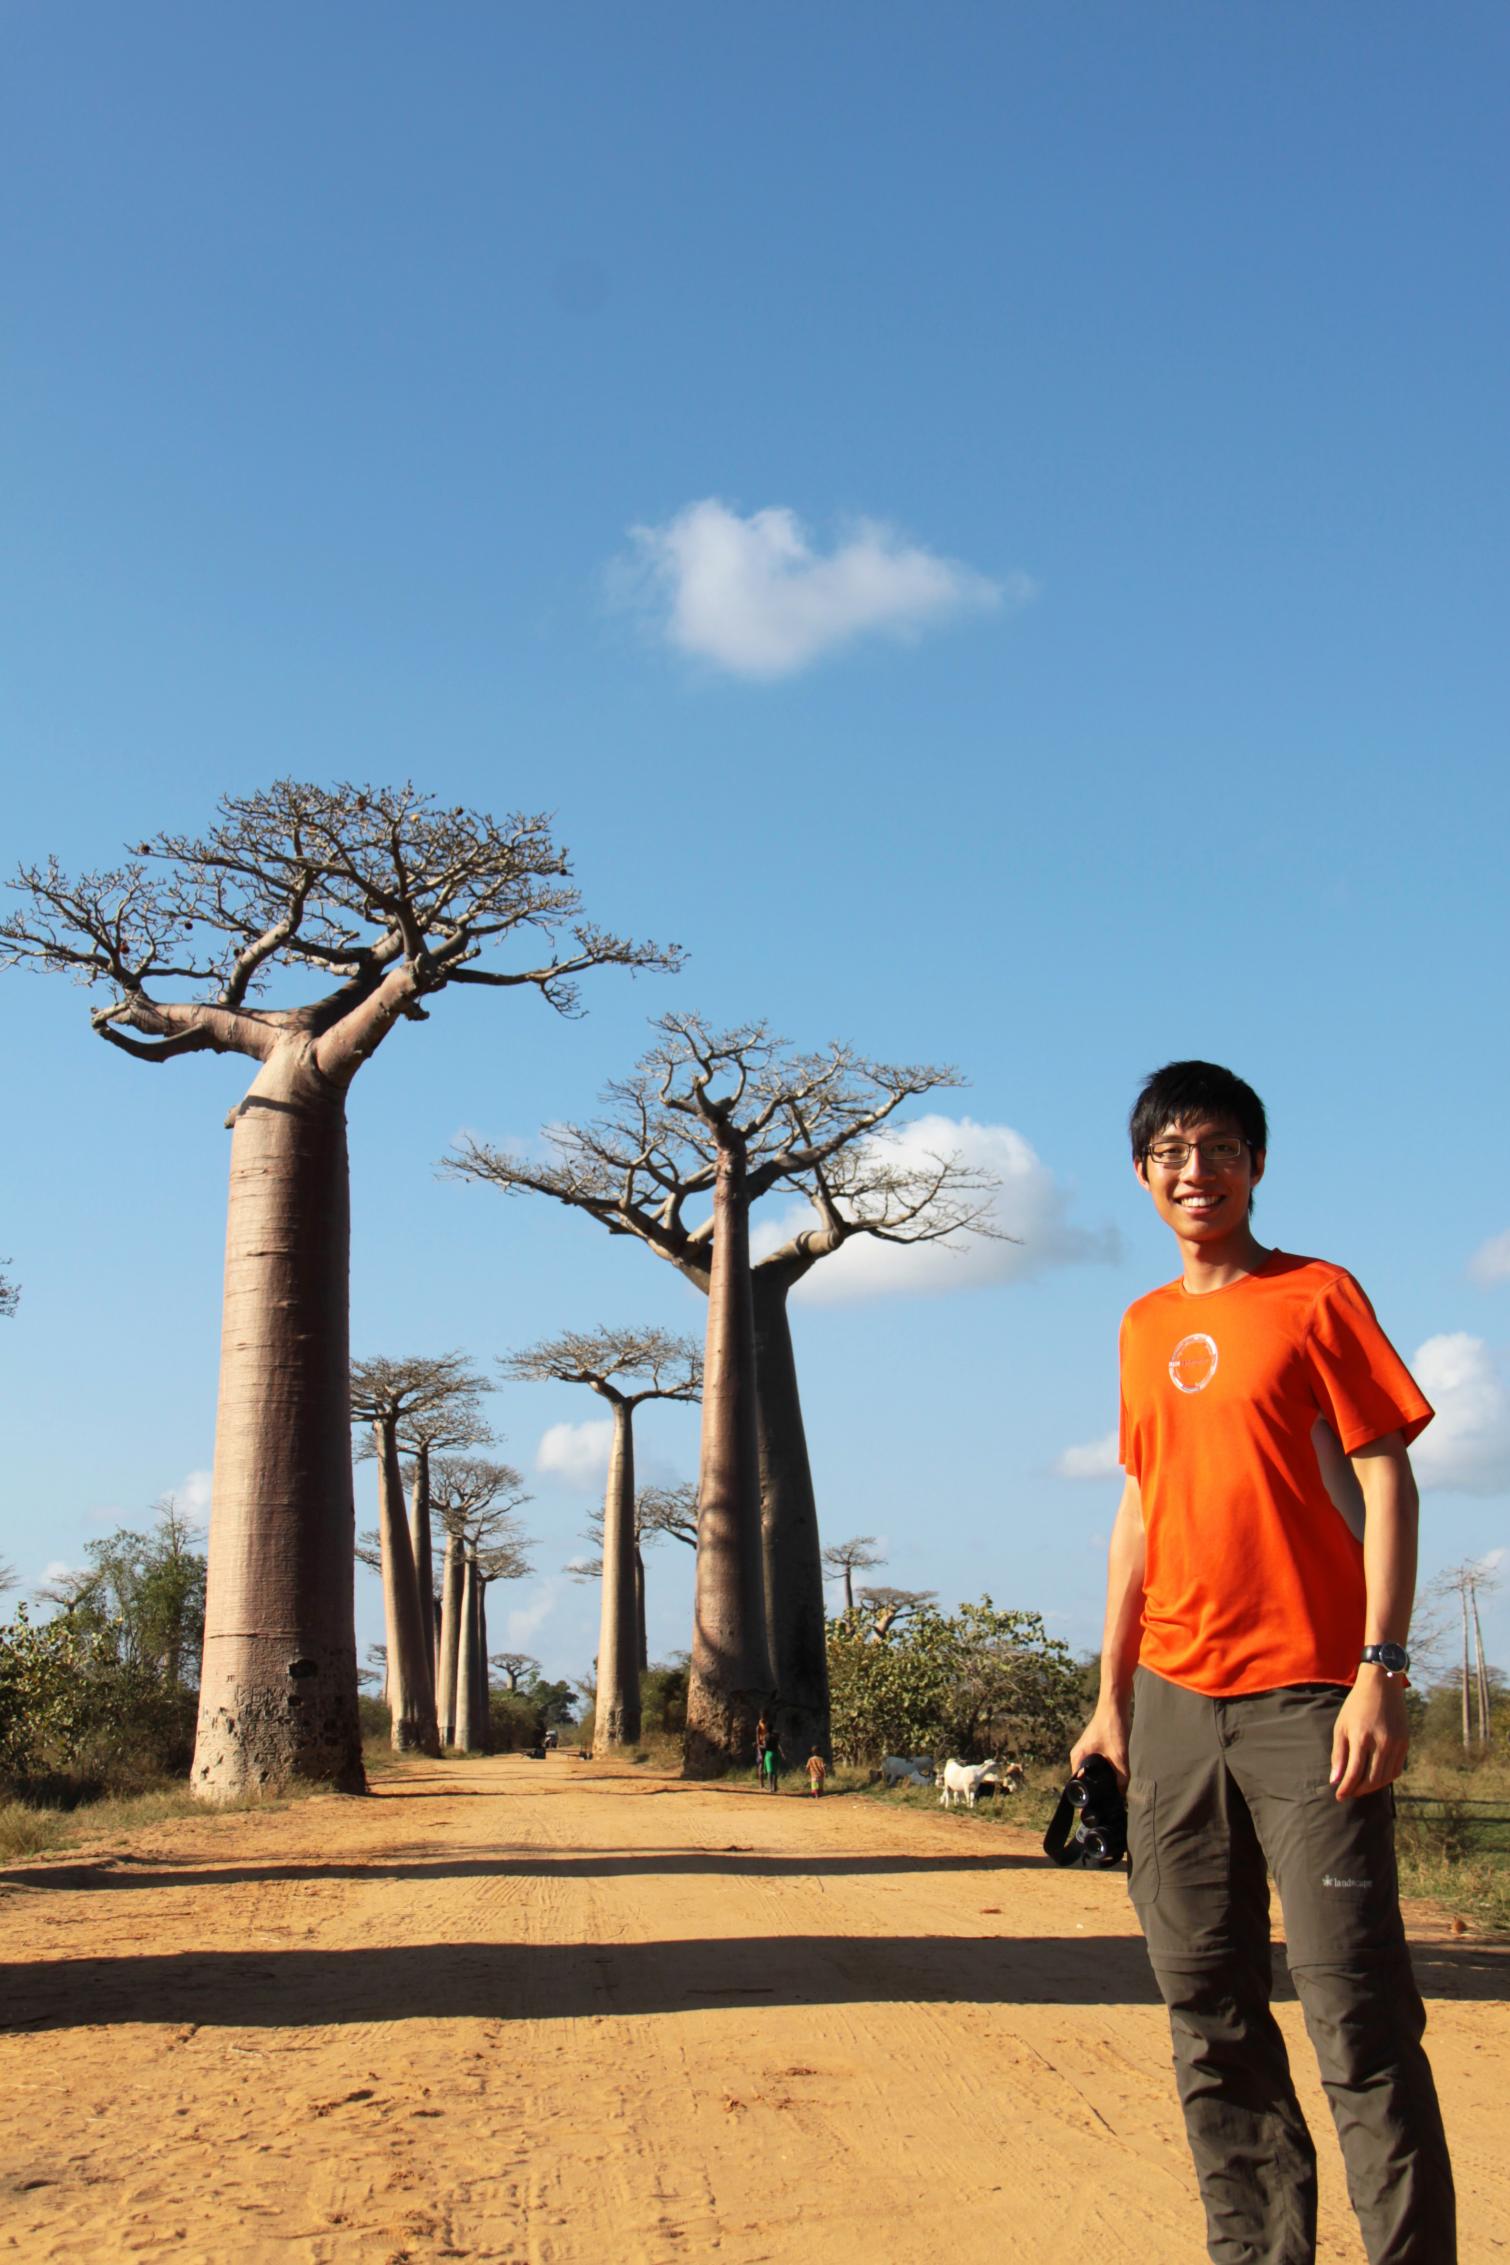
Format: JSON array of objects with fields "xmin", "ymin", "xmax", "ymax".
[
  {"xmin": 823, "ymin": 1536, "xmax": 887, "ymax": 1614},
  {"xmin": 1431, "ymin": 1558, "xmax": 1502, "ymax": 1752},
  {"xmin": 503, "ymin": 1327, "xmax": 701, "ymax": 1748},
  {"xmin": 0, "ymin": 782, "xmax": 677, "ymax": 1800},
  {"xmin": 570, "ymin": 1481, "xmax": 700, "ymax": 1675},
  {"xmin": 396, "ymin": 1366, "xmax": 490, "ymax": 1675},
  {"xmin": 449, "ymin": 1014, "xmax": 996, "ymax": 1771},
  {"xmin": 350, "ymin": 1355, "xmax": 487, "ymax": 1753},
  {"xmin": 429, "ymin": 1455, "xmax": 531, "ymax": 1748},
  {"xmin": 491, "ymin": 1651, "xmax": 541, "ymax": 1694}
]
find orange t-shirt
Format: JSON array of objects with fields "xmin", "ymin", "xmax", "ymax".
[{"xmin": 1119, "ymin": 1252, "xmax": 1432, "ymax": 1698}]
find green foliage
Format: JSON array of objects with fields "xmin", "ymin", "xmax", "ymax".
[
  {"xmin": 827, "ymin": 1595, "xmax": 1082, "ymax": 1768},
  {"xmin": 0, "ymin": 1503, "xmax": 208, "ymax": 1801},
  {"xmin": 640, "ymin": 1662, "xmax": 687, "ymax": 1734}
]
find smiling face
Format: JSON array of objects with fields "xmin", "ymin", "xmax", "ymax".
[{"xmin": 1135, "ymin": 1112, "xmax": 1266, "ymax": 1247}]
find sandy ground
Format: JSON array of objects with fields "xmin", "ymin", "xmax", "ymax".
[{"xmin": 1, "ymin": 1756, "xmax": 1505, "ymax": 2265}]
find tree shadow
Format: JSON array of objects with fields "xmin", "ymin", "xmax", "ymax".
[
  {"xmin": 0, "ymin": 1848, "xmax": 1043, "ymax": 1892},
  {"xmin": 3, "ymin": 1931, "xmax": 1501, "ymax": 2034}
]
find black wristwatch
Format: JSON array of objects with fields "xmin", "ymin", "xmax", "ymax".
[{"xmin": 1360, "ymin": 1642, "xmax": 1410, "ymax": 1678}]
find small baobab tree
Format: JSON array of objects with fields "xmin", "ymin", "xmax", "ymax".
[
  {"xmin": 429, "ymin": 1455, "xmax": 531, "ymax": 1749},
  {"xmin": 448, "ymin": 1015, "xmax": 995, "ymax": 1771},
  {"xmin": 351, "ymin": 1355, "xmax": 486, "ymax": 1753},
  {"xmin": 490, "ymin": 1651, "xmax": 540, "ymax": 1694},
  {"xmin": 503, "ymin": 1327, "xmax": 701, "ymax": 1748},
  {"xmin": 823, "ymin": 1536, "xmax": 887, "ymax": 1615},
  {"xmin": 0, "ymin": 782, "xmax": 677, "ymax": 1800},
  {"xmin": 395, "ymin": 1364, "xmax": 490, "ymax": 1677}
]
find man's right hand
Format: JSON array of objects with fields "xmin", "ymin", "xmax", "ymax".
[{"xmin": 1070, "ymin": 1702, "xmax": 1131, "ymax": 1791}]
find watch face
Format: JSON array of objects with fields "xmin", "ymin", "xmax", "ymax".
[{"xmin": 1369, "ymin": 1643, "xmax": 1409, "ymax": 1672}]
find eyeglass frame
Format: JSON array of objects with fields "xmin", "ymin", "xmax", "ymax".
[{"xmin": 1141, "ymin": 1135, "xmax": 1254, "ymax": 1170}]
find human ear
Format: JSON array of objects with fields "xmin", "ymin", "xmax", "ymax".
[{"xmin": 1249, "ymin": 1147, "xmax": 1267, "ymax": 1188}]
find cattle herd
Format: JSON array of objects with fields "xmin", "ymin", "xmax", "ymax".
[{"xmin": 879, "ymin": 1754, "xmax": 1027, "ymax": 1806}]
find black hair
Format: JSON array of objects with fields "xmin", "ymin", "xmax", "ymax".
[{"xmin": 1128, "ymin": 1060, "xmax": 1268, "ymax": 1163}]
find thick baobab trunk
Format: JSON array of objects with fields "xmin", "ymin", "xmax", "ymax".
[
  {"xmin": 685, "ymin": 1140, "xmax": 772, "ymax": 1775},
  {"xmin": 193, "ymin": 1040, "xmax": 364, "ymax": 1801},
  {"xmin": 407, "ymin": 1445, "xmax": 436, "ymax": 1679},
  {"xmin": 436, "ymin": 1532, "xmax": 463, "ymax": 1745},
  {"xmin": 377, "ymin": 1419, "xmax": 439, "ymax": 1754},
  {"xmin": 752, "ymin": 1269, "xmax": 832, "ymax": 1765},
  {"xmin": 596, "ymin": 1402, "xmax": 641, "ymax": 1747},
  {"xmin": 455, "ymin": 1552, "xmax": 481, "ymax": 1754}
]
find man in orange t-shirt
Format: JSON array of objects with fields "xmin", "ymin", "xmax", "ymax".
[{"xmin": 1073, "ymin": 1061, "xmax": 1454, "ymax": 2265}]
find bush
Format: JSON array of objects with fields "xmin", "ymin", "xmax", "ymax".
[
  {"xmin": 828, "ymin": 1596, "xmax": 1082, "ymax": 1768},
  {"xmin": 640, "ymin": 1663, "xmax": 687, "ymax": 1734}
]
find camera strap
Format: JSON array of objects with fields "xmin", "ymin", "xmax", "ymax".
[{"xmin": 1041, "ymin": 1790, "xmax": 1081, "ymax": 1868}]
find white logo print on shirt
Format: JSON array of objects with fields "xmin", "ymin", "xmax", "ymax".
[{"xmin": 1169, "ymin": 1333, "xmax": 1219, "ymax": 1393}]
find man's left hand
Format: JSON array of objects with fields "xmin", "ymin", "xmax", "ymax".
[{"xmin": 1330, "ymin": 1674, "xmax": 1410, "ymax": 1801}]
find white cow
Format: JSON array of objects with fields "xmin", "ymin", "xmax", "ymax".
[
  {"xmin": 939, "ymin": 1758, "xmax": 996, "ymax": 1809},
  {"xmin": 881, "ymin": 1753, "xmax": 936, "ymax": 1788}
]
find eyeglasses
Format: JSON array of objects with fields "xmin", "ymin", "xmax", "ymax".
[{"xmin": 1145, "ymin": 1136, "xmax": 1249, "ymax": 1169}]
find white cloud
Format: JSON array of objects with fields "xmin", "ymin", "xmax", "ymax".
[
  {"xmin": 1410, "ymin": 1334, "xmax": 1510, "ymax": 1496},
  {"xmin": 536, "ymin": 1419, "xmax": 615, "ymax": 1489},
  {"xmin": 623, "ymin": 498, "xmax": 1019, "ymax": 679},
  {"xmin": 505, "ymin": 1582, "xmax": 559, "ymax": 1648},
  {"xmin": 749, "ymin": 1115, "xmax": 1120, "ymax": 1305},
  {"xmin": 1053, "ymin": 1432, "xmax": 1121, "ymax": 1481},
  {"xmin": 174, "ymin": 1468, "xmax": 212, "ymax": 1518},
  {"xmin": 1468, "ymin": 1231, "xmax": 1510, "ymax": 1286}
]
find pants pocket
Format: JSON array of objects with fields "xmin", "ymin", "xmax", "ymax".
[{"xmin": 1127, "ymin": 1776, "xmax": 1160, "ymax": 1908}]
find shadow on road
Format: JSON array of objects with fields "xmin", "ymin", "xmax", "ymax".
[
  {"xmin": 3, "ymin": 1931, "xmax": 1501, "ymax": 2033},
  {"xmin": 0, "ymin": 1847, "xmax": 1043, "ymax": 1892}
]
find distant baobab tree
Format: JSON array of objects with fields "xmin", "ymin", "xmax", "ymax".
[
  {"xmin": 503, "ymin": 1327, "xmax": 701, "ymax": 1748},
  {"xmin": 0, "ymin": 1263, "xmax": 17, "ymax": 1319},
  {"xmin": 823, "ymin": 1536, "xmax": 887, "ymax": 1614},
  {"xmin": 569, "ymin": 1481, "xmax": 699, "ymax": 1676},
  {"xmin": 429, "ymin": 1455, "xmax": 531, "ymax": 1749},
  {"xmin": 491, "ymin": 1651, "xmax": 541, "ymax": 1694},
  {"xmin": 0, "ymin": 782, "xmax": 678, "ymax": 1801},
  {"xmin": 350, "ymin": 1354, "xmax": 486, "ymax": 1753},
  {"xmin": 397, "ymin": 1371, "xmax": 491, "ymax": 1677},
  {"xmin": 449, "ymin": 1014, "xmax": 996, "ymax": 1771}
]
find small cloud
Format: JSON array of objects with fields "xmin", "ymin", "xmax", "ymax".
[
  {"xmin": 1410, "ymin": 1334, "xmax": 1510, "ymax": 1496},
  {"xmin": 174, "ymin": 1468, "xmax": 212, "ymax": 1518},
  {"xmin": 751, "ymin": 1115, "xmax": 1120, "ymax": 1305},
  {"xmin": 1468, "ymin": 1231, "xmax": 1510, "ymax": 1286},
  {"xmin": 536, "ymin": 1419, "xmax": 614, "ymax": 1489},
  {"xmin": 1053, "ymin": 1432, "xmax": 1121, "ymax": 1481},
  {"xmin": 621, "ymin": 498, "xmax": 1019, "ymax": 680},
  {"xmin": 40, "ymin": 1559, "xmax": 78, "ymax": 1587},
  {"xmin": 505, "ymin": 1582, "xmax": 559, "ymax": 1647}
]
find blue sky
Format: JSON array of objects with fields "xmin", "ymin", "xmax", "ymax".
[{"xmin": 3, "ymin": 4, "xmax": 1508, "ymax": 1686}]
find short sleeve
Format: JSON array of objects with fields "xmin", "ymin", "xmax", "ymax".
[{"xmin": 1306, "ymin": 1273, "xmax": 1433, "ymax": 1453}]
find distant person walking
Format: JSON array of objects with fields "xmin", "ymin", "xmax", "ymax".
[
  {"xmin": 754, "ymin": 1714, "xmax": 770, "ymax": 1788},
  {"xmin": 805, "ymin": 1749, "xmax": 827, "ymax": 1798},
  {"xmin": 761, "ymin": 1733, "xmax": 784, "ymax": 1793}
]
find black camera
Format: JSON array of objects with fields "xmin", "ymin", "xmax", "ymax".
[{"xmin": 1042, "ymin": 1753, "xmax": 1128, "ymax": 1869}]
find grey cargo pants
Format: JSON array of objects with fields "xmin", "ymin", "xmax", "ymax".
[{"xmin": 1127, "ymin": 1667, "xmax": 1455, "ymax": 2265}]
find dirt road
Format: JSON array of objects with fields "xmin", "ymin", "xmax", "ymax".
[{"xmin": 1, "ymin": 1756, "xmax": 1505, "ymax": 2264}]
